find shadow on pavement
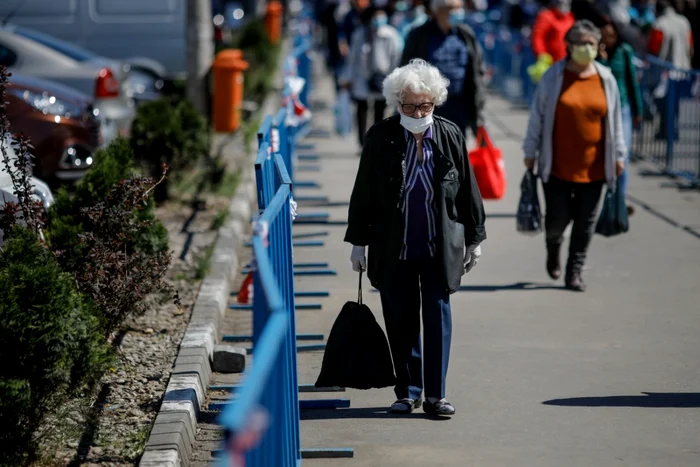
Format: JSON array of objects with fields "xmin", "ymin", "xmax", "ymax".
[
  {"xmin": 542, "ymin": 392, "xmax": 700, "ymax": 408},
  {"xmin": 458, "ymin": 282, "xmax": 564, "ymax": 292},
  {"xmin": 301, "ymin": 407, "xmax": 451, "ymax": 421}
]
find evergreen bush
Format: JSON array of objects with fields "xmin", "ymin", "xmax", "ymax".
[{"xmin": 0, "ymin": 227, "xmax": 111, "ymax": 465}]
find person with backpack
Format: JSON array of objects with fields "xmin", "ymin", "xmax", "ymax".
[{"xmin": 400, "ymin": 0, "xmax": 487, "ymax": 138}]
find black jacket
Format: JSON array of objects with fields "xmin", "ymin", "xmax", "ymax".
[
  {"xmin": 400, "ymin": 20, "xmax": 486, "ymax": 134},
  {"xmin": 344, "ymin": 115, "xmax": 486, "ymax": 294}
]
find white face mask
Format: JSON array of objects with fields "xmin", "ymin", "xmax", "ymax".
[{"xmin": 399, "ymin": 112, "xmax": 433, "ymax": 134}]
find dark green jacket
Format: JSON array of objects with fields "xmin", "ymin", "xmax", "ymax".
[
  {"xmin": 597, "ymin": 43, "xmax": 644, "ymax": 119},
  {"xmin": 344, "ymin": 115, "xmax": 487, "ymax": 294},
  {"xmin": 400, "ymin": 20, "xmax": 487, "ymax": 134}
]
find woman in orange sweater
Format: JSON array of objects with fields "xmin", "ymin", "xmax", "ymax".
[{"xmin": 523, "ymin": 20, "xmax": 626, "ymax": 292}]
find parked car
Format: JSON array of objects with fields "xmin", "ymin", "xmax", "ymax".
[
  {"xmin": 1, "ymin": 134, "xmax": 55, "ymax": 214},
  {"xmin": 0, "ymin": 28, "xmax": 134, "ymax": 144},
  {"xmin": 5, "ymin": 74, "xmax": 101, "ymax": 185},
  {"xmin": 0, "ymin": 0, "xmax": 198, "ymax": 80},
  {"xmin": 2, "ymin": 24, "xmax": 166, "ymax": 105}
]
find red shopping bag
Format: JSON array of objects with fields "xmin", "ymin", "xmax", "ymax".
[{"xmin": 468, "ymin": 127, "xmax": 506, "ymax": 200}]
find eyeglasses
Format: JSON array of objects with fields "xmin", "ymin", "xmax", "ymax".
[{"xmin": 400, "ymin": 102, "xmax": 434, "ymax": 114}]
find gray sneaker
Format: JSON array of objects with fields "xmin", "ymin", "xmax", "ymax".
[{"xmin": 423, "ymin": 399, "xmax": 455, "ymax": 417}]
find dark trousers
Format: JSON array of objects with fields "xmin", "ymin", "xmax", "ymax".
[
  {"xmin": 379, "ymin": 258, "xmax": 452, "ymax": 401},
  {"xmin": 543, "ymin": 176, "xmax": 604, "ymax": 277},
  {"xmin": 355, "ymin": 98, "xmax": 387, "ymax": 146}
]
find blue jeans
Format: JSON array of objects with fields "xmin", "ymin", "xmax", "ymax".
[
  {"xmin": 379, "ymin": 258, "xmax": 452, "ymax": 401},
  {"xmin": 619, "ymin": 104, "xmax": 632, "ymax": 198}
]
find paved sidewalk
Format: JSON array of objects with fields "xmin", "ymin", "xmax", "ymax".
[{"xmin": 289, "ymin": 61, "xmax": 700, "ymax": 467}]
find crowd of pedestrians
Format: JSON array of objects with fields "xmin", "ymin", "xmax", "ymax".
[{"xmin": 311, "ymin": 0, "xmax": 695, "ymax": 417}]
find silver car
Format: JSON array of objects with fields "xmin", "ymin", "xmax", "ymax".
[
  {"xmin": 5, "ymin": 25, "xmax": 166, "ymax": 105},
  {"xmin": 0, "ymin": 28, "xmax": 135, "ymax": 144}
]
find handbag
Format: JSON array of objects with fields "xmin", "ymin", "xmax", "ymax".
[
  {"xmin": 315, "ymin": 271, "xmax": 396, "ymax": 390},
  {"xmin": 595, "ymin": 187, "xmax": 629, "ymax": 237},
  {"xmin": 468, "ymin": 127, "xmax": 507, "ymax": 200},
  {"xmin": 516, "ymin": 169, "xmax": 543, "ymax": 235}
]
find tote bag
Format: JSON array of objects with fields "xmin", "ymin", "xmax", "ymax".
[
  {"xmin": 595, "ymin": 188, "xmax": 629, "ymax": 237},
  {"xmin": 468, "ymin": 127, "xmax": 507, "ymax": 200}
]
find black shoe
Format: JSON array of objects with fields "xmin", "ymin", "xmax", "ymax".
[
  {"xmin": 423, "ymin": 399, "xmax": 455, "ymax": 417},
  {"xmin": 390, "ymin": 398, "xmax": 422, "ymax": 414},
  {"xmin": 565, "ymin": 273, "xmax": 586, "ymax": 292},
  {"xmin": 546, "ymin": 247, "xmax": 561, "ymax": 280}
]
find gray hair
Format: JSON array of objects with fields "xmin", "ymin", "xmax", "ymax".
[
  {"xmin": 382, "ymin": 59, "xmax": 450, "ymax": 108},
  {"xmin": 564, "ymin": 20, "xmax": 602, "ymax": 44},
  {"xmin": 430, "ymin": 0, "xmax": 465, "ymax": 12}
]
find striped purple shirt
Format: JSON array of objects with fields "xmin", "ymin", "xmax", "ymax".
[{"xmin": 400, "ymin": 127, "xmax": 438, "ymax": 261}]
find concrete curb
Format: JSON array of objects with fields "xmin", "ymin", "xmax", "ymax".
[{"xmin": 139, "ymin": 159, "xmax": 256, "ymax": 466}]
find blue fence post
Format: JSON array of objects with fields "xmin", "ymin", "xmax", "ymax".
[{"xmin": 665, "ymin": 75, "xmax": 676, "ymax": 173}]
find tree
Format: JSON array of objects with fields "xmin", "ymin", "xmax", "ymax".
[{"xmin": 186, "ymin": 0, "xmax": 215, "ymax": 115}]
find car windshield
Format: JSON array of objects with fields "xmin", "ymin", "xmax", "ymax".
[{"xmin": 14, "ymin": 27, "xmax": 99, "ymax": 62}]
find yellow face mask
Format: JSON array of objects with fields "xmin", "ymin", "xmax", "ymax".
[{"xmin": 571, "ymin": 44, "xmax": 598, "ymax": 66}]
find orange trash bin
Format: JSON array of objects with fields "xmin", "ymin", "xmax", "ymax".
[
  {"xmin": 212, "ymin": 50, "xmax": 249, "ymax": 133},
  {"xmin": 265, "ymin": 1, "xmax": 283, "ymax": 45}
]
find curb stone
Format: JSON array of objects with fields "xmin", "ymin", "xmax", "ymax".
[{"xmin": 138, "ymin": 163, "xmax": 256, "ymax": 467}]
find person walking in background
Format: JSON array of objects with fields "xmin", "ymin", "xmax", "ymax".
[
  {"xmin": 532, "ymin": 0, "xmax": 576, "ymax": 63},
  {"xmin": 395, "ymin": 0, "xmax": 431, "ymax": 38},
  {"xmin": 598, "ymin": 19, "xmax": 643, "ymax": 216},
  {"xmin": 338, "ymin": 0, "xmax": 371, "ymax": 64},
  {"xmin": 647, "ymin": 0, "xmax": 694, "ymax": 69},
  {"xmin": 523, "ymin": 20, "xmax": 626, "ymax": 292},
  {"xmin": 400, "ymin": 0, "xmax": 486, "ymax": 138},
  {"xmin": 345, "ymin": 59, "xmax": 486, "ymax": 416},
  {"xmin": 345, "ymin": 6, "xmax": 403, "ymax": 146}
]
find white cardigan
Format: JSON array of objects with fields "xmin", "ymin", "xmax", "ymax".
[{"xmin": 522, "ymin": 60, "xmax": 627, "ymax": 188}]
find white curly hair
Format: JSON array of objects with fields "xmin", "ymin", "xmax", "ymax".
[{"xmin": 381, "ymin": 59, "xmax": 450, "ymax": 109}]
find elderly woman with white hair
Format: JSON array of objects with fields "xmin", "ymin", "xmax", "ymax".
[{"xmin": 344, "ymin": 59, "xmax": 486, "ymax": 417}]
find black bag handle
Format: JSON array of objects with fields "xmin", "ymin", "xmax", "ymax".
[{"xmin": 358, "ymin": 270, "xmax": 363, "ymax": 305}]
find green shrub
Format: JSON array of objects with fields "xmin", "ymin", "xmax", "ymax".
[
  {"xmin": 48, "ymin": 137, "xmax": 169, "ymax": 259},
  {"xmin": 130, "ymin": 97, "xmax": 209, "ymax": 202},
  {"xmin": 0, "ymin": 227, "xmax": 111, "ymax": 464}
]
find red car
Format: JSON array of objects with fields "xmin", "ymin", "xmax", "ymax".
[{"xmin": 5, "ymin": 73, "xmax": 101, "ymax": 185}]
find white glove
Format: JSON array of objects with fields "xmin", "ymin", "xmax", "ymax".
[
  {"xmin": 350, "ymin": 245, "xmax": 366, "ymax": 272},
  {"xmin": 464, "ymin": 244, "xmax": 481, "ymax": 273}
]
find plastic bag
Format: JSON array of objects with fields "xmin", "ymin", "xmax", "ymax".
[
  {"xmin": 516, "ymin": 169, "xmax": 542, "ymax": 235},
  {"xmin": 595, "ymin": 188, "xmax": 629, "ymax": 237},
  {"xmin": 527, "ymin": 53, "xmax": 553, "ymax": 84},
  {"xmin": 468, "ymin": 127, "xmax": 506, "ymax": 200},
  {"xmin": 335, "ymin": 89, "xmax": 352, "ymax": 137}
]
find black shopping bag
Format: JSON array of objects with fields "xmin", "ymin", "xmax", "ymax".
[
  {"xmin": 516, "ymin": 169, "xmax": 542, "ymax": 235},
  {"xmin": 595, "ymin": 187, "xmax": 629, "ymax": 237},
  {"xmin": 315, "ymin": 272, "xmax": 396, "ymax": 390}
]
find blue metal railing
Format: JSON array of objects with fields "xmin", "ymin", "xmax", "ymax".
[
  {"xmin": 219, "ymin": 147, "xmax": 301, "ymax": 467},
  {"xmin": 217, "ymin": 3, "xmax": 353, "ymax": 465},
  {"xmin": 632, "ymin": 56, "xmax": 700, "ymax": 184}
]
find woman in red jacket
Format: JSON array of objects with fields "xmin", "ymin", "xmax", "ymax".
[{"xmin": 532, "ymin": 0, "xmax": 576, "ymax": 62}]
